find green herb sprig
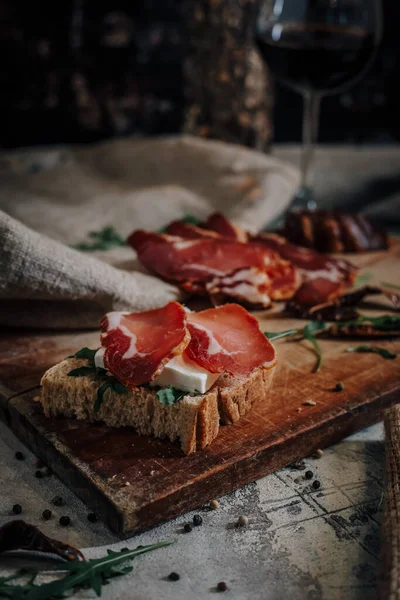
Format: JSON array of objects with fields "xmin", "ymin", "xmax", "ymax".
[
  {"xmin": 155, "ymin": 386, "xmax": 202, "ymax": 406},
  {"xmin": 67, "ymin": 348, "xmax": 128, "ymax": 412},
  {"xmin": 0, "ymin": 541, "xmax": 173, "ymax": 599},
  {"xmin": 158, "ymin": 214, "xmax": 200, "ymax": 234},
  {"xmin": 266, "ymin": 314, "xmax": 400, "ymax": 373},
  {"xmin": 346, "ymin": 345, "xmax": 397, "ymax": 360},
  {"xmin": 72, "ymin": 226, "xmax": 127, "ymax": 251},
  {"xmin": 266, "ymin": 321, "xmax": 327, "ymax": 372}
]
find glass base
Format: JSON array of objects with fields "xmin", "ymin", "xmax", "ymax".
[{"xmin": 291, "ymin": 186, "xmax": 317, "ymax": 211}]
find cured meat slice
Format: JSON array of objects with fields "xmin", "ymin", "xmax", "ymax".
[
  {"xmin": 166, "ymin": 220, "xmax": 221, "ymax": 240},
  {"xmin": 129, "ymin": 230, "xmax": 300, "ymax": 307},
  {"xmin": 185, "ymin": 304, "xmax": 276, "ymax": 377},
  {"xmin": 252, "ymin": 232, "xmax": 357, "ymax": 306},
  {"xmin": 100, "ymin": 302, "xmax": 190, "ymax": 387},
  {"xmin": 204, "ymin": 212, "xmax": 248, "ymax": 242}
]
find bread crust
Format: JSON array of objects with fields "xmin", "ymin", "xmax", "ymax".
[{"xmin": 40, "ymin": 357, "xmax": 276, "ymax": 454}]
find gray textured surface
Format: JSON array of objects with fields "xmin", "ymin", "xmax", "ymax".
[{"xmin": 0, "ymin": 421, "xmax": 384, "ymax": 600}]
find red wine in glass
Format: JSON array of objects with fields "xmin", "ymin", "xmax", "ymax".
[{"xmin": 256, "ymin": 1, "xmax": 382, "ymax": 210}]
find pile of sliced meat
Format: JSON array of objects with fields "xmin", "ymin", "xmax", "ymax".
[
  {"xmin": 128, "ymin": 213, "xmax": 358, "ymax": 309},
  {"xmin": 100, "ymin": 302, "xmax": 276, "ymax": 388}
]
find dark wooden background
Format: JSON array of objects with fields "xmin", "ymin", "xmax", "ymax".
[{"xmin": 0, "ymin": 0, "xmax": 399, "ymax": 149}]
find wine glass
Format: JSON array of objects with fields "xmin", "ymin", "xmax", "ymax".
[{"xmin": 256, "ymin": 0, "xmax": 383, "ymax": 210}]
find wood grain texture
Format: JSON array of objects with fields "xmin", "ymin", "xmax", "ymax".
[{"xmin": 1, "ymin": 243, "xmax": 399, "ymax": 537}]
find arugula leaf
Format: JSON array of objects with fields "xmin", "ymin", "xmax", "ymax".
[
  {"xmin": 0, "ymin": 542, "xmax": 174, "ymax": 600},
  {"xmin": 156, "ymin": 386, "xmax": 188, "ymax": 405},
  {"xmin": 303, "ymin": 323, "xmax": 325, "ymax": 372},
  {"xmin": 72, "ymin": 226, "xmax": 127, "ymax": 251},
  {"xmin": 337, "ymin": 315, "xmax": 400, "ymax": 332},
  {"xmin": 265, "ymin": 329, "xmax": 298, "ymax": 340},
  {"xmin": 67, "ymin": 352, "xmax": 128, "ymax": 412},
  {"xmin": 95, "ymin": 381, "xmax": 112, "ymax": 412},
  {"xmin": 110, "ymin": 378, "xmax": 129, "ymax": 395},
  {"xmin": 353, "ymin": 272, "xmax": 372, "ymax": 287},
  {"xmin": 71, "ymin": 347, "xmax": 97, "ymax": 361},
  {"xmin": 303, "ymin": 321, "xmax": 328, "ymax": 335},
  {"xmin": 180, "ymin": 214, "xmax": 200, "ymax": 226},
  {"xmin": 67, "ymin": 365, "xmax": 98, "ymax": 377},
  {"xmin": 347, "ymin": 345, "xmax": 397, "ymax": 359},
  {"xmin": 157, "ymin": 214, "xmax": 200, "ymax": 233},
  {"xmin": 381, "ymin": 282, "xmax": 400, "ymax": 291}
]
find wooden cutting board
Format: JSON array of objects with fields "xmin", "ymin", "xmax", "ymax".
[{"xmin": 1, "ymin": 244, "xmax": 399, "ymax": 537}]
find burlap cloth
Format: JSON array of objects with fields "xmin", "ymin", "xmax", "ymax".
[{"xmin": 0, "ymin": 135, "xmax": 299, "ymax": 328}]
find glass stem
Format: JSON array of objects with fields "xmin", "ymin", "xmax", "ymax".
[{"xmin": 299, "ymin": 91, "xmax": 321, "ymax": 207}]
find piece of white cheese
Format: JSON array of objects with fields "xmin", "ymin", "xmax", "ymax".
[
  {"xmin": 151, "ymin": 354, "xmax": 220, "ymax": 394},
  {"xmin": 94, "ymin": 347, "xmax": 105, "ymax": 370}
]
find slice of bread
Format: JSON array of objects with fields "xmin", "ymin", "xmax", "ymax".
[{"xmin": 40, "ymin": 357, "xmax": 276, "ymax": 454}]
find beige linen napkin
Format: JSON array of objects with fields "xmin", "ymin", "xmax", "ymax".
[{"xmin": 0, "ymin": 135, "xmax": 299, "ymax": 329}]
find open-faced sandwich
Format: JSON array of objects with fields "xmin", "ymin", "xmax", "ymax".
[{"xmin": 40, "ymin": 302, "xmax": 276, "ymax": 454}]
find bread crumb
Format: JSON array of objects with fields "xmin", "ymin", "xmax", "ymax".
[
  {"xmin": 236, "ymin": 515, "xmax": 248, "ymax": 527},
  {"xmin": 296, "ymin": 408, "xmax": 302, "ymax": 412},
  {"xmin": 125, "ymin": 481, "xmax": 130, "ymax": 486},
  {"xmin": 303, "ymin": 400, "xmax": 317, "ymax": 406},
  {"xmin": 210, "ymin": 499, "xmax": 220, "ymax": 510},
  {"xmin": 313, "ymin": 449, "xmax": 324, "ymax": 458}
]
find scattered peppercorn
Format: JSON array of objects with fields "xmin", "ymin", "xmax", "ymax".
[
  {"xmin": 217, "ymin": 581, "xmax": 228, "ymax": 592},
  {"xmin": 210, "ymin": 499, "xmax": 220, "ymax": 510},
  {"xmin": 313, "ymin": 449, "xmax": 324, "ymax": 459},
  {"xmin": 168, "ymin": 572, "xmax": 180, "ymax": 581},
  {"xmin": 42, "ymin": 509, "xmax": 52, "ymax": 520},
  {"xmin": 15, "ymin": 451, "xmax": 24, "ymax": 461},
  {"xmin": 305, "ymin": 470, "xmax": 313, "ymax": 480},
  {"xmin": 35, "ymin": 470, "xmax": 43, "ymax": 479},
  {"xmin": 87, "ymin": 512, "xmax": 98, "ymax": 523},
  {"xmin": 236, "ymin": 515, "xmax": 249, "ymax": 527},
  {"xmin": 52, "ymin": 496, "xmax": 64, "ymax": 506},
  {"xmin": 12, "ymin": 504, "xmax": 22, "ymax": 515},
  {"xmin": 59, "ymin": 516, "xmax": 70, "ymax": 527},
  {"xmin": 312, "ymin": 480, "xmax": 321, "ymax": 490},
  {"xmin": 193, "ymin": 514, "xmax": 203, "ymax": 526},
  {"xmin": 332, "ymin": 382, "xmax": 344, "ymax": 392},
  {"xmin": 35, "ymin": 458, "xmax": 45, "ymax": 469},
  {"xmin": 289, "ymin": 460, "xmax": 306, "ymax": 471},
  {"xmin": 183, "ymin": 523, "xmax": 193, "ymax": 533}
]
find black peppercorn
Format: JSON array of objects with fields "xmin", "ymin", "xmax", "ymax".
[
  {"xmin": 312, "ymin": 480, "xmax": 321, "ymax": 490},
  {"xmin": 333, "ymin": 382, "xmax": 344, "ymax": 392},
  {"xmin": 59, "ymin": 516, "xmax": 70, "ymax": 527},
  {"xmin": 168, "ymin": 572, "xmax": 180, "ymax": 581},
  {"xmin": 193, "ymin": 514, "xmax": 203, "ymax": 526},
  {"xmin": 87, "ymin": 512, "xmax": 98, "ymax": 523},
  {"xmin": 35, "ymin": 470, "xmax": 43, "ymax": 479},
  {"xmin": 183, "ymin": 523, "xmax": 192, "ymax": 533},
  {"xmin": 305, "ymin": 470, "xmax": 313, "ymax": 480},
  {"xmin": 217, "ymin": 581, "xmax": 228, "ymax": 592},
  {"xmin": 52, "ymin": 496, "xmax": 64, "ymax": 506},
  {"xmin": 42, "ymin": 509, "xmax": 52, "ymax": 520},
  {"xmin": 12, "ymin": 504, "xmax": 22, "ymax": 514},
  {"xmin": 15, "ymin": 451, "xmax": 24, "ymax": 461}
]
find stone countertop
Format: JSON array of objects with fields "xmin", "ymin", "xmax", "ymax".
[
  {"xmin": 1, "ymin": 144, "xmax": 399, "ymax": 599},
  {"xmin": 0, "ymin": 422, "xmax": 384, "ymax": 600}
]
